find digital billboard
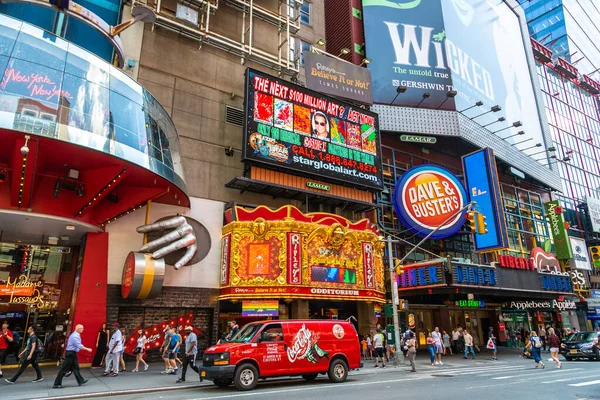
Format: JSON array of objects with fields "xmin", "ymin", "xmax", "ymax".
[
  {"xmin": 243, "ymin": 69, "xmax": 383, "ymax": 190},
  {"xmin": 462, "ymin": 148, "xmax": 508, "ymax": 252},
  {"xmin": 362, "ymin": 0, "xmax": 546, "ymax": 153}
]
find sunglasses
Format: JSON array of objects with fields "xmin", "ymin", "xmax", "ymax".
[{"xmin": 315, "ymin": 121, "xmax": 326, "ymax": 127}]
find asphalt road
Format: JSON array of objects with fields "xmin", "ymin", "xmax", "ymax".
[{"xmin": 99, "ymin": 356, "xmax": 600, "ymax": 400}]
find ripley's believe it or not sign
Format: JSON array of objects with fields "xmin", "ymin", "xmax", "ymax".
[
  {"xmin": 243, "ymin": 69, "xmax": 383, "ymax": 190},
  {"xmin": 219, "ymin": 205, "xmax": 385, "ymax": 303},
  {"xmin": 393, "ymin": 165, "xmax": 467, "ymax": 239}
]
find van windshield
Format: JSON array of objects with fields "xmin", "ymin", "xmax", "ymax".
[{"xmin": 230, "ymin": 324, "xmax": 262, "ymax": 343}]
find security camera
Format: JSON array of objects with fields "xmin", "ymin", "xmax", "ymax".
[{"xmin": 20, "ymin": 145, "xmax": 29, "ymax": 156}]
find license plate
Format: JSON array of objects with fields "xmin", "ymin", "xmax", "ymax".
[
  {"xmin": 570, "ymin": 349, "xmax": 577, "ymax": 354},
  {"xmin": 201, "ymin": 371, "xmax": 206, "ymax": 377}
]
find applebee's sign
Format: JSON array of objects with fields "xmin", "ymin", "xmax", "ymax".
[
  {"xmin": 508, "ymin": 300, "xmax": 576, "ymax": 311},
  {"xmin": 545, "ymin": 201, "xmax": 573, "ymax": 260}
]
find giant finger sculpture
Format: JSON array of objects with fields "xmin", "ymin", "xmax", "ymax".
[{"xmin": 137, "ymin": 216, "xmax": 198, "ymax": 269}]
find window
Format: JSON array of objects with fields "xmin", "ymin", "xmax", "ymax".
[
  {"xmin": 289, "ymin": 38, "xmax": 311, "ymax": 67},
  {"xmin": 300, "ymin": 1, "xmax": 311, "ymax": 25},
  {"xmin": 260, "ymin": 324, "xmax": 284, "ymax": 342}
]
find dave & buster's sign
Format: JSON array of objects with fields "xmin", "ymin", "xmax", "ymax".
[
  {"xmin": 393, "ymin": 165, "xmax": 467, "ymax": 239},
  {"xmin": 242, "ymin": 69, "xmax": 383, "ymax": 190}
]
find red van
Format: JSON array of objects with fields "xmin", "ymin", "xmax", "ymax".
[{"xmin": 199, "ymin": 320, "xmax": 362, "ymax": 390}]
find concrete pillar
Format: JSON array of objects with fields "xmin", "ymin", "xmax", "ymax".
[
  {"xmin": 292, "ymin": 300, "xmax": 309, "ymax": 319},
  {"xmin": 357, "ymin": 302, "xmax": 377, "ymax": 337}
]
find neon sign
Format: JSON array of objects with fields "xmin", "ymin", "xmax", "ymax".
[{"xmin": 1, "ymin": 68, "xmax": 72, "ymax": 101}]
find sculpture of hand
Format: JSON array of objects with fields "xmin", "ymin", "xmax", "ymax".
[{"xmin": 137, "ymin": 216, "xmax": 197, "ymax": 269}]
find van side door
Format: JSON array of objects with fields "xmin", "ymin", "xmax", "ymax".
[{"xmin": 256, "ymin": 323, "xmax": 290, "ymax": 376}]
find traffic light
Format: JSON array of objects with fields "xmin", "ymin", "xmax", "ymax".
[
  {"xmin": 465, "ymin": 211, "xmax": 477, "ymax": 232},
  {"xmin": 476, "ymin": 212, "xmax": 488, "ymax": 234},
  {"xmin": 590, "ymin": 246, "xmax": 600, "ymax": 269}
]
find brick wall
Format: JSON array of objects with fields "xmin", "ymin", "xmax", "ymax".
[{"xmin": 106, "ymin": 285, "xmax": 219, "ymax": 362}]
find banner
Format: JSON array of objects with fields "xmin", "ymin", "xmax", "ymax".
[
  {"xmin": 586, "ymin": 196, "xmax": 600, "ymax": 233},
  {"xmin": 462, "ymin": 148, "xmax": 508, "ymax": 251},
  {"xmin": 243, "ymin": 69, "xmax": 383, "ymax": 190},
  {"xmin": 570, "ymin": 237, "xmax": 591, "ymax": 271},
  {"xmin": 242, "ymin": 300, "xmax": 280, "ymax": 317},
  {"xmin": 304, "ymin": 52, "xmax": 373, "ymax": 104},
  {"xmin": 545, "ymin": 200, "xmax": 572, "ymax": 260}
]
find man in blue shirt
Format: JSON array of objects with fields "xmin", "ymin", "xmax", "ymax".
[{"xmin": 53, "ymin": 324, "xmax": 92, "ymax": 388}]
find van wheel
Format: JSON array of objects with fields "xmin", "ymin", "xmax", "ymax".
[
  {"xmin": 328, "ymin": 359, "xmax": 348, "ymax": 383},
  {"xmin": 213, "ymin": 378, "xmax": 232, "ymax": 388},
  {"xmin": 234, "ymin": 363, "xmax": 258, "ymax": 391},
  {"xmin": 302, "ymin": 374, "xmax": 318, "ymax": 381}
]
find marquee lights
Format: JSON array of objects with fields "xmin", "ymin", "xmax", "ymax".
[
  {"xmin": 99, "ymin": 201, "xmax": 147, "ymax": 228},
  {"xmin": 76, "ymin": 167, "xmax": 127, "ymax": 217}
]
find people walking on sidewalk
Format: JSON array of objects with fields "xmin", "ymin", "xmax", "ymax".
[
  {"xmin": 539, "ymin": 326, "xmax": 547, "ymax": 351},
  {"xmin": 119, "ymin": 329, "xmax": 127, "ymax": 372},
  {"xmin": 432, "ymin": 327, "xmax": 443, "ymax": 365},
  {"xmin": 160, "ymin": 324, "xmax": 173, "ymax": 374},
  {"xmin": 463, "ymin": 329, "xmax": 475, "ymax": 359},
  {"xmin": 426, "ymin": 332, "xmax": 435, "ymax": 365},
  {"xmin": 5, "ymin": 326, "xmax": 43, "ymax": 384},
  {"xmin": 406, "ymin": 332, "xmax": 417, "ymax": 373},
  {"xmin": 443, "ymin": 330, "xmax": 452, "ymax": 356},
  {"xmin": 165, "ymin": 327, "xmax": 180, "ymax": 375},
  {"xmin": 132, "ymin": 328, "xmax": 149, "ymax": 372},
  {"xmin": 103, "ymin": 323, "xmax": 123, "ymax": 377},
  {"xmin": 486, "ymin": 328, "xmax": 498, "ymax": 360},
  {"xmin": 0, "ymin": 320, "xmax": 14, "ymax": 378},
  {"xmin": 452, "ymin": 327, "xmax": 460, "ymax": 354},
  {"xmin": 547, "ymin": 328, "xmax": 562, "ymax": 369},
  {"xmin": 373, "ymin": 329, "xmax": 386, "ymax": 368},
  {"xmin": 53, "ymin": 324, "xmax": 92, "ymax": 388},
  {"xmin": 528, "ymin": 331, "xmax": 545, "ymax": 369},
  {"xmin": 92, "ymin": 323, "xmax": 109, "ymax": 368},
  {"xmin": 177, "ymin": 327, "xmax": 199, "ymax": 383}
]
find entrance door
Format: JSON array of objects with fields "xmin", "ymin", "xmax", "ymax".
[
  {"xmin": 256, "ymin": 323, "xmax": 290, "ymax": 376},
  {"xmin": 480, "ymin": 317, "xmax": 491, "ymax": 342}
]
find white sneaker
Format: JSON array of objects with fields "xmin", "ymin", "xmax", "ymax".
[
  {"xmin": 439, "ymin": 362, "xmax": 444, "ymax": 365},
  {"xmin": 144, "ymin": 365, "xmax": 149, "ymax": 371}
]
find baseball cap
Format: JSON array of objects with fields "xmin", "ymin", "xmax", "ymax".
[
  {"xmin": 112, "ymin": 322, "xmax": 120, "ymax": 328},
  {"xmin": 185, "ymin": 326, "xmax": 192, "ymax": 331}
]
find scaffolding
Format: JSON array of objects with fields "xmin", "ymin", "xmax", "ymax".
[{"xmin": 136, "ymin": 0, "xmax": 301, "ymax": 76}]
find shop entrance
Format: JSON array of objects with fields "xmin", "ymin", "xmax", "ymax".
[{"xmin": 0, "ymin": 242, "xmax": 78, "ymax": 364}]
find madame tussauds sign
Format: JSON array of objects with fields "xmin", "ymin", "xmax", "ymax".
[{"xmin": 508, "ymin": 300, "xmax": 576, "ymax": 311}]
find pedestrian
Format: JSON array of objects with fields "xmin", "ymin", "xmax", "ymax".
[
  {"xmin": 528, "ymin": 331, "xmax": 545, "ymax": 369},
  {"xmin": 166, "ymin": 327, "xmax": 180, "ymax": 375},
  {"xmin": 458, "ymin": 327, "xmax": 465, "ymax": 354},
  {"xmin": 373, "ymin": 328, "xmax": 386, "ymax": 368},
  {"xmin": 174, "ymin": 328, "xmax": 184, "ymax": 370},
  {"xmin": 91, "ymin": 323, "xmax": 109, "ymax": 368},
  {"xmin": 53, "ymin": 324, "xmax": 91, "ymax": 388},
  {"xmin": 487, "ymin": 329, "xmax": 498, "ymax": 360},
  {"xmin": 547, "ymin": 328, "xmax": 561, "ymax": 369},
  {"xmin": 520, "ymin": 328, "xmax": 526, "ymax": 347},
  {"xmin": 103, "ymin": 323, "xmax": 123, "ymax": 377},
  {"xmin": 431, "ymin": 327, "xmax": 443, "ymax": 365},
  {"xmin": 226, "ymin": 321, "xmax": 239, "ymax": 341},
  {"xmin": 160, "ymin": 324, "xmax": 173, "ymax": 374},
  {"xmin": 426, "ymin": 332, "xmax": 435, "ymax": 365},
  {"xmin": 406, "ymin": 332, "xmax": 417, "ymax": 373},
  {"xmin": 132, "ymin": 328, "xmax": 148, "ymax": 372},
  {"xmin": 177, "ymin": 326, "xmax": 199, "ymax": 383},
  {"xmin": 452, "ymin": 327, "xmax": 460, "ymax": 354},
  {"xmin": 5, "ymin": 326, "xmax": 43, "ymax": 384},
  {"xmin": 443, "ymin": 330, "xmax": 452, "ymax": 356},
  {"xmin": 367, "ymin": 332, "xmax": 373, "ymax": 360},
  {"xmin": 539, "ymin": 326, "xmax": 547, "ymax": 351},
  {"xmin": 361, "ymin": 336, "xmax": 368, "ymax": 359},
  {"xmin": 463, "ymin": 329, "xmax": 475, "ymax": 359},
  {"xmin": 0, "ymin": 320, "xmax": 14, "ymax": 378},
  {"xmin": 119, "ymin": 329, "xmax": 127, "ymax": 372}
]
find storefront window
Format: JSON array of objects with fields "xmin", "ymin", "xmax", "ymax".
[{"xmin": 0, "ymin": 242, "xmax": 76, "ymax": 364}]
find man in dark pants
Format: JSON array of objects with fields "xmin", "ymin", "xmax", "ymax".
[
  {"xmin": 53, "ymin": 324, "xmax": 92, "ymax": 388},
  {"xmin": 5, "ymin": 326, "xmax": 43, "ymax": 384},
  {"xmin": 177, "ymin": 326, "xmax": 199, "ymax": 383}
]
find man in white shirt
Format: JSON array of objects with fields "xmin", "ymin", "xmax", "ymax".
[
  {"xmin": 463, "ymin": 329, "xmax": 475, "ymax": 359},
  {"xmin": 431, "ymin": 327, "xmax": 444, "ymax": 365},
  {"xmin": 103, "ymin": 323, "xmax": 123, "ymax": 377},
  {"xmin": 452, "ymin": 328, "xmax": 460, "ymax": 353},
  {"xmin": 373, "ymin": 329, "xmax": 386, "ymax": 368}
]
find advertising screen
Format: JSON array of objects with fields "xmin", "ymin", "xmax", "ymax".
[
  {"xmin": 243, "ymin": 69, "xmax": 383, "ymax": 190},
  {"xmin": 362, "ymin": 0, "xmax": 546, "ymax": 154}
]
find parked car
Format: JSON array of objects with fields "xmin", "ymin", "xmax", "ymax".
[
  {"xmin": 560, "ymin": 331, "xmax": 600, "ymax": 361},
  {"xmin": 199, "ymin": 320, "xmax": 362, "ymax": 390}
]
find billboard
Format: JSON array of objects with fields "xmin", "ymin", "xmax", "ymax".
[
  {"xmin": 362, "ymin": 0, "xmax": 546, "ymax": 151},
  {"xmin": 545, "ymin": 200, "xmax": 573, "ymax": 260},
  {"xmin": 586, "ymin": 195, "xmax": 600, "ymax": 233},
  {"xmin": 304, "ymin": 52, "xmax": 373, "ymax": 104},
  {"xmin": 392, "ymin": 164, "xmax": 467, "ymax": 239},
  {"xmin": 570, "ymin": 237, "xmax": 592, "ymax": 271},
  {"xmin": 243, "ymin": 69, "xmax": 383, "ymax": 190},
  {"xmin": 462, "ymin": 148, "xmax": 508, "ymax": 252}
]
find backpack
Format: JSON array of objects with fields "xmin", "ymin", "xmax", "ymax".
[
  {"xmin": 36, "ymin": 338, "xmax": 45, "ymax": 353},
  {"xmin": 533, "ymin": 337, "xmax": 542, "ymax": 349}
]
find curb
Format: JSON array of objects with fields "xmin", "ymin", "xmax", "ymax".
[{"xmin": 31, "ymin": 383, "xmax": 210, "ymax": 400}]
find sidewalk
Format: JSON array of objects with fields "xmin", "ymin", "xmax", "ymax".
[{"xmin": 0, "ymin": 347, "xmax": 527, "ymax": 400}]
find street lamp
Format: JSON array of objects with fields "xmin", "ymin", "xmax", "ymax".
[
  {"xmin": 436, "ymin": 90, "xmax": 458, "ymax": 110},
  {"xmin": 415, "ymin": 92, "xmax": 431, "ymax": 108},
  {"xmin": 459, "ymin": 100, "xmax": 483, "ymax": 113},
  {"xmin": 316, "ymin": 39, "xmax": 326, "ymax": 46},
  {"xmin": 390, "ymin": 85, "xmax": 407, "ymax": 106},
  {"xmin": 493, "ymin": 121, "xmax": 522, "ymax": 134},
  {"xmin": 482, "ymin": 117, "xmax": 506, "ymax": 128},
  {"xmin": 338, "ymin": 48, "xmax": 350, "ymax": 57},
  {"xmin": 501, "ymin": 130, "xmax": 525, "ymax": 140},
  {"xmin": 360, "ymin": 58, "xmax": 372, "ymax": 66},
  {"xmin": 469, "ymin": 105, "xmax": 501, "ymax": 120}
]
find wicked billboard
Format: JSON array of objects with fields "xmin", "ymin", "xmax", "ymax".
[{"xmin": 243, "ymin": 69, "xmax": 383, "ymax": 190}]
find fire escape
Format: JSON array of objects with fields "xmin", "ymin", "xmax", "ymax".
[{"xmin": 135, "ymin": 0, "xmax": 301, "ymax": 76}]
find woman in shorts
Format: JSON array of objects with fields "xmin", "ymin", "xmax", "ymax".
[
  {"xmin": 132, "ymin": 328, "xmax": 148, "ymax": 372},
  {"xmin": 547, "ymin": 328, "xmax": 562, "ymax": 369}
]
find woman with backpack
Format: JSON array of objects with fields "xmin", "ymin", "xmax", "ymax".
[{"xmin": 528, "ymin": 331, "xmax": 545, "ymax": 369}]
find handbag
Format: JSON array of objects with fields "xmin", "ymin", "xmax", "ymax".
[{"xmin": 486, "ymin": 338, "xmax": 495, "ymax": 349}]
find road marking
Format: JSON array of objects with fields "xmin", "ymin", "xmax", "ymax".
[
  {"xmin": 542, "ymin": 374, "xmax": 600, "ymax": 384},
  {"xmin": 569, "ymin": 380, "xmax": 600, "ymax": 387},
  {"xmin": 492, "ymin": 367, "xmax": 582, "ymax": 380},
  {"xmin": 186, "ymin": 376, "xmax": 432, "ymax": 400},
  {"xmin": 435, "ymin": 365, "xmax": 529, "ymax": 376}
]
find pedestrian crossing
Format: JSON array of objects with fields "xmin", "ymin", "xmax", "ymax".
[{"xmin": 424, "ymin": 362, "xmax": 600, "ymax": 388}]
